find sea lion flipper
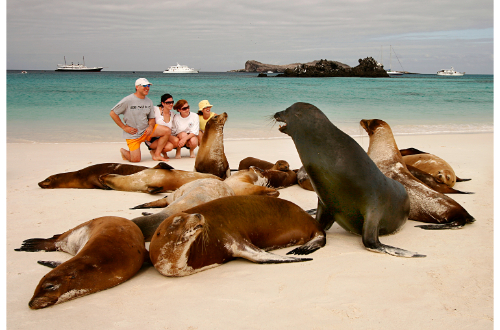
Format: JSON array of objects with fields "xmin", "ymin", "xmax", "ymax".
[
  {"xmin": 15, "ymin": 235, "xmax": 62, "ymax": 252},
  {"xmin": 37, "ymin": 260, "xmax": 62, "ymax": 268},
  {"xmin": 399, "ymin": 148, "xmax": 428, "ymax": 156},
  {"xmin": 305, "ymin": 208, "xmax": 317, "ymax": 216},
  {"xmin": 153, "ymin": 162, "xmax": 174, "ymax": 170},
  {"xmin": 366, "ymin": 244, "xmax": 426, "ymax": 258},
  {"xmin": 456, "ymin": 176, "xmax": 471, "ymax": 182},
  {"xmin": 131, "ymin": 196, "xmax": 169, "ymax": 209},
  {"xmin": 233, "ymin": 243, "xmax": 312, "ymax": 263},
  {"xmin": 315, "ymin": 199, "xmax": 335, "ymax": 230},
  {"xmin": 147, "ymin": 186, "xmax": 165, "ymax": 194},
  {"xmin": 286, "ymin": 235, "xmax": 326, "ymax": 255}
]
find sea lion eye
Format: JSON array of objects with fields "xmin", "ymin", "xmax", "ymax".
[{"xmin": 44, "ymin": 284, "xmax": 56, "ymax": 291}]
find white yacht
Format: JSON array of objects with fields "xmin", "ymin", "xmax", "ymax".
[
  {"xmin": 437, "ymin": 67, "xmax": 465, "ymax": 76},
  {"xmin": 163, "ymin": 63, "xmax": 199, "ymax": 74},
  {"xmin": 55, "ymin": 57, "xmax": 103, "ymax": 72}
]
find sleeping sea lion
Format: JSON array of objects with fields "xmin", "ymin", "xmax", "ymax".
[
  {"xmin": 274, "ymin": 102, "xmax": 423, "ymax": 257},
  {"xmin": 224, "ymin": 168, "xmax": 279, "ymax": 197},
  {"xmin": 15, "ymin": 217, "xmax": 147, "ymax": 309},
  {"xmin": 360, "ymin": 119, "xmax": 475, "ymax": 230},
  {"xmin": 99, "ymin": 168, "xmax": 221, "ymax": 194},
  {"xmin": 149, "ymin": 195, "xmax": 326, "ymax": 277},
  {"xmin": 194, "ymin": 113, "xmax": 230, "ymax": 179},
  {"xmin": 238, "ymin": 157, "xmax": 290, "ymax": 171},
  {"xmin": 131, "ymin": 178, "xmax": 235, "ymax": 241},
  {"xmin": 38, "ymin": 163, "xmax": 149, "ymax": 189}
]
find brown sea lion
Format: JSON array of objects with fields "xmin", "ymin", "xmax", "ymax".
[
  {"xmin": 194, "ymin": 113, "xmax": 230, "ymax": 179},
  {"xmin": 15, "ymin": 217, "xmax": 147, "ymax": 309},
  {"xmin": 238, "ymin": 157, "xmax": 290, "ymax": 171},
  {"xmin": 274, "ymin": 102, "xmax": 423, "ymax": 257},
  {"xmin": 149, "ymin": 195, "xmax": 326, "ymax": 277},
  {"xmin": 99, "ymin": 168, "xmax": 221, "ymax": 194},
  {"xmin": 131, "ymin": 178, "xmax": 235, "ymax": 241},
  {"xmin": 406, "ymin": 164, "xmax": 473, "ymax": 194},
  {"xmin": 38, "ymin": 163, "xmax": 149, "ymax": 189},
  {"xmin": 224, "ymin": 168, "xmax": 279, "ymax": 197},
  {"xmin": 251, "ymin": 167, "xmax": 298, "ymax": 189},
  {"xmin": 360, "ymin": 119, "xmax": 475, "ymax": 229},
  {"xmin": 297, "ymin": 166, "xmax": 314, "ymax": 191},
  {"xmin": 402, "ymin": 154, "xmax": 458, "ymax": 187}
]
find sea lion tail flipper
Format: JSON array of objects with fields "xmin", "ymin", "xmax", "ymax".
[
  {"xmin": 15, "ymin": 235, "xmax": 62, "ymax": 252},
  {"xmin": 131, "ymin": 196, "xmax": 170, "ymax": 209},
  {"xmin": 37, "ymin": 260, "xmax": 62, "ymax": 268},
  {"xmin": 233, "ymin": 244, "xmax": 312, "ymax": 263},
  {"xmin": 456, "ymin": 176, "xmax": 471, "ymax": 182},
  {"xmin": 365, "ymin": 244, "xmax": 426, "ymax": 258},
  {"xmin": 153, "ymin": 162, "xmax": 174, "ymax": 170},
  {"xmin": 287, "ymin": 234, "xmax": 326, "ymax": 255}
]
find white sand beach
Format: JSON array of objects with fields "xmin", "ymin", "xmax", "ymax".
[{"xmin": 6, "ymin": 132, "xmax": 493, "ymax": 329}]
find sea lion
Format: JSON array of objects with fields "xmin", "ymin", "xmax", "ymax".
[
  {"xmin": 194, "ymin": 113, "xmax": 230, "ymax": 179},
  {"xmin": 149, "ymin": 195, "xmax": 326, "ymax": 277},
  {"xmin": 99, "ymin": 168, "xmax": 221, "ymax": 194},
  {"xmin": 131, "ymin": 178, "xmax": 235, "ymax": 241},
  {"xmin": 238, "ymin": 157, "xmax": 290, "ymax": 172},
  {"xmin": 38, "ymin": 163, "xmax": 149, "ymax": 189},
  {"xmin": 406, "ymin": 164, "xmax": 472, "ymax": 194},
  {"xmin": 252, "ymin": 167, "xmax": 297, "ymax": 189},
  {"xmin": 274, "ymin": 102, "xmax": 423, "ymax": 257},
  {"xmin": 15, "ymin": 217, "xmax": 147, "ymax": 309},
  {"xmin": 224, "ymin": 168, "xmax": 279, "ymax": 197},
  {"xmin": 297, "ymin": 166, "xmax": 314, "ymax": 191},
  {"xmin": 360, "ymin": 119, "xmax": 475, "ymax": 229}
]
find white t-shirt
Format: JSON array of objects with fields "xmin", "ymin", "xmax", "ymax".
[
  {"xmin": 173, "ymin": 112, "xmax": 199, "ymax": 135},
  {"xmin": 154, "ymin": 106, "xmax": 176, "ymax": 132}
]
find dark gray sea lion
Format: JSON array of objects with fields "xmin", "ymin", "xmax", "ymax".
[
  {"xmin": 38, "ymin": 163, "xmax": 149, "ymax": 189},
  {"xmin": 274, "ymin": 102, "xmax": 423, "ymax": 257},
  {"xmin": 194, "ymin": 113, "xmax": 230, "ymax": 179},
  {"xmin": 99, "ymin": 168, "xmax": 221, "ymax": 194},
  {"xmin": 238, "ymin": 157, "xmax": 290, "ymax": 171},
  {"xmin": 131, "ymin": 178, "xmax": 235, "ymax": 241},
  {"xmin": 15, "ymin": 217, "xmax": 147, "ymax": 309},
  {"xmin": 360, "ymin": 119, "xmax": 475, "ymax": 230},
  {"xmin": 149, "ymin": 195, "xmax": 326, "ymax": 277}
]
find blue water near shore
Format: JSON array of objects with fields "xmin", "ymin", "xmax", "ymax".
[{"xmin": 6, "ymin": 70, "xmax": 493, "ymax": 143}]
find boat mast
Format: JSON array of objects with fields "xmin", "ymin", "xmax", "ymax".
[{"xmin": 64, "ymin": 56, "xmax": 66, "ymax": 66}]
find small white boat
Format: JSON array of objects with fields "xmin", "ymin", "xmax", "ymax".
[
  {"xmin": 267, "ymin": 71, "xmax": 273, "ymax": 73},
  {"xmin": 55, "ymin": 56, "xmax": 103, "ymax": 72},
  {"xmin": 163, "ymin": 63, "xmax": 199, "ymax": 74},
  {"xmin": 21, "ymin": 71, "xmax": 27, "ymax": 74},
  {"xmin": 387, "ymin": 70, "xmax": 404, "ymax": 76},
  {"xmin": 437, "ymin": 67, "xmax": 465, "ymax": 76}
]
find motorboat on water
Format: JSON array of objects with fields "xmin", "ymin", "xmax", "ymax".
[
  {"xmin": 436, "ymin": 67, "xmax": 465, "ymax": 76},
  {"xmin": 55, "ymin": 56, "xmax": 103, "ymax": 72},
  {"xmin": 163, "ymin": 63, "xmax": 199, "ymax": 74}
]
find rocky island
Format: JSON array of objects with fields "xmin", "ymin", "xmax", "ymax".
[{"xmin": 230, "ymin": 57, "xmax": 389, "ymax": 78}]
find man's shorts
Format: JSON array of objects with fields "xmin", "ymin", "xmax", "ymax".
[{"xmin": 126, "ymin": 125, "xmax": 158, "ymax": 152}]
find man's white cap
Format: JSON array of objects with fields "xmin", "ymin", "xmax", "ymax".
[{"xmin": 135, "ymin": 78, "xmax": 152, "ymax": 86}]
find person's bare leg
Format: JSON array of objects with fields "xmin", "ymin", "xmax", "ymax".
[
  {"xmin": 120, "ymin": 148, "xmax": 130, "ymax": 161},
  {"xmin": 121, "ymin": 148, "xmax": 141, "ymax": 163},
  {"xmin": 151, "ymin": 127, "xmax": 171, "ymax": 161},
  {"xmin": 175, "ymin": 147, "xmax": 182, "ymax": 159}
]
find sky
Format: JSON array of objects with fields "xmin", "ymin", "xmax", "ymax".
[{"xmin": 6, "ymin": 0, "xmax": 494, "ymax": 74}]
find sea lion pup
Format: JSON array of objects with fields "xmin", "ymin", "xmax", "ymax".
[
  {"xmin": 297, "ymin": 166, "xmax": 314, "ymax": 191},
  {"xmin": 251, "ymin": 166, "xmax": 298, "ymax": 189},
  {"xmin": 400, "ymin": 149, "xmax": 471, "ymax": 188},
  {"xmin": 224, "ymin": 168, "xmax": 279, "ymax": 197},
  {"xmin": 360, "ymin": 119, "xmax": 475, "ymax": 230},
  {"xmin": 194, "ymin": 113, "xmax": 230, "ymax": 179},
  {"xmin": 406, "ymin": 164, "xmax": 473, "ymax": 194},
  {"xmin": 274, "ymin": 102, "xmax": 423, "ymax": 257},
  {"xmin": 131, "ymin": 178, "xmax": 235, "ymax": 241},
  {"xmin": 99, "ymin": 168, "xmax": 221, "ymax": 194},
  {"xmin": 238, "ymin": 157, "xmax": 290, "ymax": 171},
  {"xmin": 15, "ymin": 217, "xmax": 147, "ymax": 309},
  {"xmin": 38, "ymin": 163, "xmax": 149, "ymax": 189},
  {"xmin": 149, "ymin": 195, "xmax": 326, "ymax": 277}
]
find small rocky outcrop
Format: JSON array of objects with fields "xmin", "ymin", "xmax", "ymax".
[{"xmin": 279, "ymin": 57, "xmax": 389, "ymax": 78}]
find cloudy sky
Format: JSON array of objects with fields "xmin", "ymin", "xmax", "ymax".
[{"xmin": 7, "ymin": 0, "xmax": 494, "ymax": 73}]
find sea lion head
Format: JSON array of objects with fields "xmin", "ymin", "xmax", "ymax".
[
  {"xmin": 274, "ymin": 102, "xmax": 327, "ymax": 138},
  {"xmin": 205, "ymin": 112, "xmax": 228, "ymax": 132},
  {"xmin": 359, "ymin": 119, "xmax": 386, "ymax": 135},
  {"xmin": 273, "ymin": 160, "xmax": 290, "ymax": 172},
  {"xmin": 436, "ymin": 170, "xmax": 455, "ymax": 186},
  {"xmin": 151, "ymin": 213, "xmax": 206, "ymax": 277},
  {"xmin": 29, "ymin": 269, "xmax": 84, "ymax": 309},
  {"xmin": 38, "ymin": 176, "xmax": 56, "ymax": 188}
]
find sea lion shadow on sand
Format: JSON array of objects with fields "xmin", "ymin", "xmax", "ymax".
[{"xmin": 274, "ymin": 102, "xmax": 424, "ymax": 258}]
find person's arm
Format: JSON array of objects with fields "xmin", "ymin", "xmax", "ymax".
[
  {"xmin": 143, "ymin": 118, "xmax": 155, "ymax": 136},
  {"xmin": 110, "ymin": 111, "xmax": 137, "ymax": 135}
]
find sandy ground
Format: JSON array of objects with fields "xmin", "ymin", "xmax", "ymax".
[{"xmin": 6, "ymin": 132, "xmax": 493, "ymax": 329}]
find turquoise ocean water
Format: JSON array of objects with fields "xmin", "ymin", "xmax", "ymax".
[{"xmin": 7, "ymin": 71, "xmax": 493, "ymax": 143}]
